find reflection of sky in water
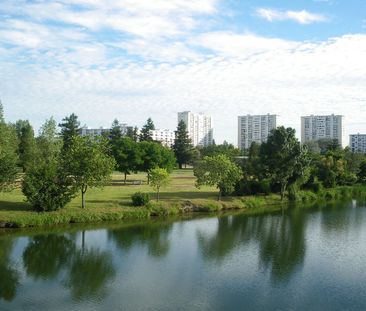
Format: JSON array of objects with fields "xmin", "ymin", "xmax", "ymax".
[{"xmin": 1, "ymin": 200, "xmax": 366, "ymax": 311}]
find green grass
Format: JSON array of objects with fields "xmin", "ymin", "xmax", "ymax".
[{"xmin": 1, "ymin": 169, "xmax": 365, "ymax": 228}]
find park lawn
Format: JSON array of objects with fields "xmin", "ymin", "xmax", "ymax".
[{"xmin": 0, "ymin": 169, "xmax": 222, "ymax": 227}]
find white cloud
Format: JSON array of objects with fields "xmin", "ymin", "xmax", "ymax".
[
  {"xmin": 1, "ymin": 34, "xmax": 366, "ymax": 145},
  {"xmin": 256, "ymin": 8, "xmax": 328, "ymax": 24}
]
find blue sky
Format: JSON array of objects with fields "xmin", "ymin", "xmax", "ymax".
[{"xmin": 0, "ymin": 0, "xmax": 366, "ymax": 144}]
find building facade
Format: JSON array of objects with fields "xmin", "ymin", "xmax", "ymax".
[
  {"xmin": 151, "ymin": 129, "xmax": 175, "ymax": 147},
  {"xmin": 81, "ymin": 123, "xmax": 130, "ymax": 137},
  {"xmin": 301, "ymin": 114, "xmax": 343, "ymax": 146},
  {"xmin": 178, "ymin": 111, "xmax": 213, "ymax": 147},
  {"xmin": 237, "ymin": 114, "xmax": 277, "ymax": 150},
  {"xmin": 350, "ymin": 134, "xmax": 366, "ymax": 153}
]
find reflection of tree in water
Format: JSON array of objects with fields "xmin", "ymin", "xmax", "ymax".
[
  {"xmin": 108, "ymin": 222, "xmax": 173, "ymax": 258},
  {"xmin": 22, "ymin": 234, "xmax": 75, "ymax": 279},
  {"xmin": 65, "ymin": 247, "xmax": 116, "ymax": 301},
  {"xmin": 0, "ymin": 238, "xmax": 19, "ymax": 302},
  {"xmin": 20, "ymin": 231, "xmax": 115, "ymax": 302},
  {"xmin": 197, "ymin": 209, "xmax": 307, "ymax": 282},
  {"xmin": 257, "ymin": 208, "xmax": 307, "ymax": 282}
]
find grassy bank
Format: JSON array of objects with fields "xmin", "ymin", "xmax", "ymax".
[{"xmin": 1, "ymin": 169, "xmax": 365, "ymax": 228}]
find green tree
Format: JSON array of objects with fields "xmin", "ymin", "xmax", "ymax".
[
  {"xmin": 22, "ymin": 157, "xmax": 76, "ymax": 212},
  {"xmin": 138, "ymin": 141, "xmax": 176, "ymax": 182},
  {"xmin": 63, "ymin": 136, "xmax": 115, "ymax": 209},
  {"xmin": 109, "ymin": 119, "xmax": 122, "ymax": 141},
  {"xmin": 199, "ymin": 142, "xmax": 240, "ymax": 159},
  {"xmin": 358, "ymin": 160, "xmax": 366, "ymax": 184},
  {"xmin": 0, "ymin": 105, "xmax": 18, "ymax": 192},
  {"xmin": 149, "ymin": 168, "xmax": 170, "ymax": 201},
  {"xmin": 260, "ymin": 127, "xmax": 310, "ymax": 200},
  {"xmin": 194, "ymin": 155, "xmax": 243, "ymax": 200},
  {"xmin": 59, "ymin": 113, "xmax": 81, "ymax": 150},
  {"xmin": 15, "ymin": 120, "xmax": 36, "ymax": 171},
  {"xmin": 112, "ymin": 137, "xmax": 142, "ymax": 182},
  {"xmin": 173, "ymin": 120, "xmax": 194, "ymax": 169},
  {"xmin": 139, "ymin": 118, "xmax": 155, "ymax": 142},
  {"xmin": 37, "ymin": 117, "xmax": 60, "ymax": 161}
]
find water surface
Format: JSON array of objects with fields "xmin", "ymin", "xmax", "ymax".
[{"xmin": 1, "ymin": 199, "xmax": 366, "ymax": 310}]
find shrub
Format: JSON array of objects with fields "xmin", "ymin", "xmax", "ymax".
[
  {"xmin": 131, "ymin": 192, "xmax": 150, "ymax": 206},
  {"xmin": 22, "ymin": 160, "xmax": 75, "ymax": 212}
]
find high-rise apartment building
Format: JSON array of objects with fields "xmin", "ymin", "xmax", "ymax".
[
  {"xmin": 151, "ymin": 129, "xmax": 175, "ymax": 147},
  {"xmin": 237, "ymin": 114, "xmax": 277, "ymax": 150},
  {"xmin": 81, "ymin": 123, "xmax": 131, "ymax": 137},
  {"xmin": 178, "ymin": 111, "xmax": 213, "ymax": 147},
  {"xmin": 301, "ymin": 114, "xmax": 343, "ymax": 146},
  {"xmin": 349, "ymin": 134, "xmax": 366, "ymax": 153}
]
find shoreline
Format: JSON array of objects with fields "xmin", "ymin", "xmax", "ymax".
[{"xmin": 1, "ymin": 185, "xmax": 366, "ymax": 229}]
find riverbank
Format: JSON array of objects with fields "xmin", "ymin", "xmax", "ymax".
[{"xmin": 1, "ymin": 170, "xmax": 366, "ymax": 228}]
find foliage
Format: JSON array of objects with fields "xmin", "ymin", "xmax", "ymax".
[
  {"xmin": 199, "ymin": 141, "xmax": 240, "ymax": 159},
  {"xmin": 194, "ymin": 155, "xmax": 242, "ymax": 200},
  {"xmin": 131, "ymin": 192, "xmax": 150, "ymax": 206},
  {"xmin": 260, "ymin": 127, "xmax": 310, "ymax": 199},
  {"xmin": 172, "ymin": 120, "xmax": 194, "ymax": 169},
  {"xmin": 109, "ymin": 119, "xmax": 122, "ymax": 141},
  {"xmin": 139, "ymin": 117, "xmax": 155, "ymax": 142},
  {"xmin": 37, "ymin": 117, "xmax": 61, "ymax": 161},
  {"xmin": 62, "ymin": 136, "xmax": 115, "ymax": 208},
  {"xmin": 0, "ymin": 109, "xmax": 18, "ymax": 192},
  {"xmin": 59, "ymin": 113, "xmax": 81, "ymax": 150},
  {"xmin": 358, "ymin": 161, "xmax": 366, "ymax": 184},
  {"xmin": 15, "ymin": 120, "xmax": 37, "ymax": 171},
  {"xmin": 22, "ymin": 158, "xmax": 75, "ymax": 212},
  {"xmin": 149, "ymin": 168, "xmax": 170, "ymax": 201}
]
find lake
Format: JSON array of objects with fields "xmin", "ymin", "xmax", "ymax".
[{"xmin": 1, "ymin": 199, "xmax": 366, "ymax": 311}]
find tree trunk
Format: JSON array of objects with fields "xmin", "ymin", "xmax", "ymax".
[
  {"xmin": 81, "ymin": 185, "xmax": 87, "ymax": 208},
  {"xmin": 81, "ymin": 231, "xmax": 85, "ymax": 251},
  {"xmin": 218, "ymin": 189, "xmax": 222, "ymax": 201},
  {"xmin": 179, "ymin": 163, "xmax": 182, "ymax": 169},
  {"xmin": 124, "ymin": 172, "xmax": 127, "ymax": 184},
  {"xmin": 280, "ymin": 182, "xmax": 287, "ymax": 201}
]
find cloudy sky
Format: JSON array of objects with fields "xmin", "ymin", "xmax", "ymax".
[{"xmin": 1, "ymin": 0, "xmax": 366, "ymax": 145}]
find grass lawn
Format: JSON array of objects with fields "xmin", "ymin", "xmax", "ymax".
[{"xmin": 0, "ymin": 169, "xmax": 224, "ymax": 227}]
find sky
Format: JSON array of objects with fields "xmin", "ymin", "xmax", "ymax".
[{"xmin": 0, "ymin": 0, "xmax": 366, "ymax": 145}]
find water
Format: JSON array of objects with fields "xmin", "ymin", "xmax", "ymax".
[{"xmin": 1, "ymin": 199, "xmax": 366, "ymax": 311}]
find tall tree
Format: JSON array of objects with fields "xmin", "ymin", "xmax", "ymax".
[
  {"xmin": 112, "ymin": 137, "xmax": 142, "ymax": 182},
  {"xmin": 59, "ymin": 113, "xmax": 81, "ymax": 150},
  {"xmin": 139, "ymin": 118, "xmax": 155, "ymax": 142},
  {"xmin": 109, "ymin": 119, "xmax": 122, "ymax": 141},
  {"xmin": 37, "ymin": 117, "xmax": 60, "ymax": 161},
  {"xmin": 0, "ymin": 103, "xmax": 19, "ymax": 191},
  {"xmin": 194, "ymin": 155, "xmax": 242, "ymax": 200},
  {"xmin": 62, "ymin": 136, "xmax": 115, "ymax": 209},
  {"xmin": 173, "ymin": 120, "xmax": 194, "ymax": 169},
  {"xmin": 126, "ymin": 126, "xmax": 139, "ymax": 142},
  {"xmin": 15, "ymin": 120, "xmax": 36, "ymax": 171},
  {"xmin": 260, "ymin": 127, "xmax": 310, "ymax": 199}
]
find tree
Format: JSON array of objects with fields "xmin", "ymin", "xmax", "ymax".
[
  {"xmin": 37, "ymin": 117, "xmax": 60, "ymax": 161},
  {"xmin": 62, "ymin": 136, "xmax": 115, "ymax": 209},
  {"xmin": 138, "ymin": 141, "xmax": 176, "ymax": 182},
  {"xmin": 126, "ymin": 126, "xmax": 139, "ymax": 142},
  {"xmin": 260, "ymin": 127, "xmax": 310, "ymax": 200},
  {"xmin": 112, "ymin": 137, "xmax": 142, "ymax": 182},
  {"xmin": 0, "ymin": 103, "xmax": 18, "ymax": 192},
  {"xmin": 109, "ymin": 119, "xmax": 122, "ymax": 141},
  {"xmin": 22, "ymin": 157, "xmax": 76, "ymax": 212},
  {"xmin": 139, "ymin": 118, "xmax": 155, "ymax": 142},
  {"xmin": 59, "ymin": 113, "xmax": 81, "ymax": 150},
  {"xmin": 358, "ymin": 160, "xmax": 366, "ymax": 184},
  {"xmin": 15, "ymin": 120, "xmax": 36, "ymax": 171},
  {"xmin": 199, "ymin": 142, "xmax": 240, "ymax": 159},
  {"xmin": 149, "ymin": 168, "xmax": 170, "ymax": 201},
  {"xmin": 173, "ymin": 120, "xmax": 194, "ymax": 169},
  {"xmin": 194, "ymin": 155, "xmax": 243, "ymax": 200}
]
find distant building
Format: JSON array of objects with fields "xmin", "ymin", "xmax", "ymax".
[
  {"xmin": 301, "ymin": 114, "xmax": 343, "ymax": 146},
  {"xmin": 237, "ymin": 114, "xmax": 277, "ymax": 150},
  {"xmin": 151, "ymin": 129, "xmax": 175, "ymax": 147},
  {"xmin": 81, "ymin": 123, "xmax": 130, "ymax": 137},
  {"xmin": 350, "ymin": 134, "xmax": 366, "ymax": 153},
  {"xmin": 178, "ymin": 111, "xmax": 213, "ymax": 147}
]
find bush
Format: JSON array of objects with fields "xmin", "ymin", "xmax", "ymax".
[
  {"xmin": 22, "ymin": 160, "xmax": 75, "ymax": 212},
  {"xmin": 131, "ymin": 192, "xmax": 150, "ymax": 206}
]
